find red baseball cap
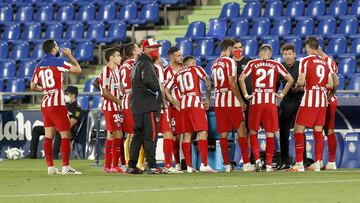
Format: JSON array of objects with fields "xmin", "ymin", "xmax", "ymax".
[{"xmin": 142, "ymin": 38, "xmax": 161, "ymax": 49}]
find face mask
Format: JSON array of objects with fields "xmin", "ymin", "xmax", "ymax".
[
  {"xmin": 148, "ymin": 49, "xmax": 159, "ymax": 59},
  {"xmin": 64, "ymin": 95, "xmax": 71, "ymax": 103},
  {"xmin": 233, "ymin": 49, "xmax": 242, "ymax": 58}
]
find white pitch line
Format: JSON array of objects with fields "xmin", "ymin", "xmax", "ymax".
[
  {"xmin": 0, "ymin": 179, "xmax": 360, "ymax": 198},
  {"xmin": 0, "ymin": 168, "xmax": 44, "ymax": 171}
]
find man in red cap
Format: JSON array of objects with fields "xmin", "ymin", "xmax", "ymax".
[{"xmin": 127, "ymin": 38, "xmax": 165, "ymax": 174}]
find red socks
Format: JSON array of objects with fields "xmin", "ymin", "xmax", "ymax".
[
  {"xmin": 314, "ymin": 131, "xmax": 324, "ymax": 162},
  {"xmin": 238, "ymin": 137, "xmax": 250, "ymax": 164},
  {"xmin": 173, "ymin": 140, "xmax": 180, "ymax": 164},
  {"xmin": 163, "ymin": 138, "xmax": 173, "ymax": 168},
  {"xmin": 266, "ymin": 137, "xmax": 274, "ymax": 166},
  {"xmin": 220, "ymin": 137, "xmax": 230, "ymax": 165},
  {"xmin": 198, "ymin": 139, "xmax": 208, "ymax": 166},
  {"xmin": 250, "ymin": 134, "xmax": 260, "ymax": 160},
  {"xmin": 327, "ymin": 133, "xmax": 337, "ymax": 162},
  {"xmin": 112, "ymin": 138, "xmax": 121, "ymax": 168},
  {"xmin": 294, "ymin": 133, "xmax": 304, "ymax": 163},
  {"xmin": 105, "ymin": 139, "xmax": 113, "ymax": 169},
  {"xmin": 119, "ymin": 138, "xmax": 126, "ymax": 166},
  {"xmin": 61, "ymin": 138, "xmax": 70, "ymax": 166},
  {"xmin": 182, "ymin": 142, "xmax": 191, "ymax": 167},
  {"xmin": 44, "ymin": 138, "xmax": 54, "ymax": 167}
]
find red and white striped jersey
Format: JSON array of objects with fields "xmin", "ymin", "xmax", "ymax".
[
  {"xmin": 211, "ymin": 56, "xmax": 241, "ymax": 108},
  {"xmin": 324, "ymin": 56, "xmax": 338, "ymax": 102},
  {"xmin": 166, "ymin": 65, "xmax": 207, "ymax": 109},
  {"xmin": 31, "ymin": 57, "xmax": 72, "ymax": 108},
  {"xmin": 119, "ymin": 58, "xmax": 135, "ymax": 110},
  {"xmin": 164, "ymin": 65, "xmax": 182, "ymax": 102},
  {"xmin": 299, "ymin": 55, "xmax": 331, "ymax": 108},
  {"xmin": 98, "ymin": 66, "xmax": 122, "ymax": 111},
  {"xmin": 243, "ymin": 59, "xmax": 289, "ymax": 105}
]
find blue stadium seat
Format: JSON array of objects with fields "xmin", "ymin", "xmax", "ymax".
[
  {"xmin": 91, "ymin": 96, "xmax": 102, "ymax": 109},
  {"xmin": 77, "ymin": 95, "xmax": 89, "ymax": 110},
  {"xmin": 34, "ymin": 4, "xmax": 54, "ymax": 22},
  {"xmin": 0, "ymin": 60, "xmax": 16, "ymax": 78},
  {"xmin": 339, "ymin": 16, "xmax": 358, "ymax": 36},
  {"xmin": 271, "ymin": 17, "xmax": 291, "ymax": 37},
  {"xmin": 118, "ymin": 3, "xmax": 137, "ymax": 22},
  {"xmin": 263, "ymin": 0, "xmax": 282, "ymax": 18},
  {"xmin": 74, "ymin": 42, "xmax": 93, "ymax": 62},
  {"xmin": 227, "ymin": 18, "xmax": 248, "ymax": 37},
  {"xmin": 0, "ymin": 6, "xmax": 13, "ymax": 22},
  {"xmin": 350, "ymin": 0, "xmax": 360, "ymax": 17},
  {"xmin": 3, "ymin": 78, "xmax": 26, "ymax": 102},
  {"xmin": 316, "ymin": 17, "xmax": 336, "ymax": 36},
  {"xmin": 285, "ymin": 0, "xmax": 304, "ymax": 19},
  {"xmin": 348, "ymin": 76, "xmax": 360, "ymax": 90},
  {"xmin": 338, "ymin": 75, "xmax": 345, "ymax": 90},
  {"xmin": 85, "ymin": 22, "xmax": 105, "ymax": 42},
  {"xmin": 129, "ymin": 3, "xmax": 160, "ymax": 24},
  {"xmin": 283, "ymin": 36, "xmax": 302, "ymax": 54},
  {"xmin": 176, "ymin": 38, "xmax": 192, "ymax": 56},
  {"xmin": 294, "ymin": 17, "xmax": 314, "ymax": 36},
  {"xmin": 15, "ymin": 6, "xmax": 33, "ymax": 22},
  {"xmin": 31, "ymin": 43, "xmax": 44, "ymax": 59},
  {"xmin": 22, "ymin": 22, "xmax": 42, "ymax": 41},
  {"xmin": 97, "ymin": 3, "xmax": 116, "ymax": 22},
  {"xmin": 77, "ymin": 4, "xmax": 96, "ymax": 22},
  {"xmin": 242, "ymin": 38, "xmax": 258, "ymax": 57},
  {"xmin": 338, "ymin": 57, "xmax": 356, "ymax": 75},
  {"xmin": 18, "ymin": 60, "xmax": 36, "ymax": 81},
  {"xmin": 206, "ymin": 18, "xmax": 227, "ymax": 40},
  {"xmin": 55, "ymin": 4, "xmax": 75, "ymax": 22},
  {"xmin": 325, "ymin": 36, "xmax": 346, "ymax": 57},
  {"xmin": 158, "ymin": 40, "xmax": 171, "ymax": 58},
  {"xmin": 2, "ymin": 23, "xmax": 21, "ymax": 41},
  {"xmin": 84, "ymin": 78, "xmax": 99, "ymax": 92},
  {"xmin": 305, "ymin": 0, "xmax": 325, "ymax": 18},
  {"xmin": 0, "ymin": 41, "xmax": 8, "ymax": 58},
  {"xmin": 204, "ymin": 61, "xmax": 213, "ymax": 82},
  {"xmin": 44, "ymin": 22, "xmax": 63, "ymax": 40},
  {"xmin": 218, "ymin": 2, "xmax": 240, "ymax": 20},
  {"xmin": 10, "ymin": 41, "xmax": 30, "ymax": 59},
  {"xmin": 64, "ymin": 22, "xmax": 84, "ymax": 40},
  {"xmin": 194, "ymin": 38, "xmax": 214, "ymax": 58},
  {"xmin": 97, "ymin": 22, "xmax": 127, "ymax": 43},
  {"xmin": 328, "ymin": 0, "xmax": 347, "ymax": 18},
  {"xmin": 0, "ymin": 79, "xmax": 3, "ymax": 92},
  {"xmin": 250, "ymin": 18, "xmax": 270, "ymax": 37},
  {"xmin": 261, "ymin": 36, "xmax": 280, "ymax": 55},
  {"xmin": 350, "ymin": 37, "xmax": 360, "ymax": 56},
  {"xmin": 185, "ymin": 21, "xmax": 206, "ymax": 39},
  {"xmin": 58, "ymin": 41, "xmax": 72, "ymax": 49},
  {"xmin": 339, "ymin": 132, "xmax": 360, "ymax": 168},
  {"xmin": 241, "ymin": 1, "xmax": 261, "ymax": 18}
]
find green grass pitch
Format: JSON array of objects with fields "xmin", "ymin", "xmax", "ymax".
[{"xmin": 0, "ymin": 159, "xmax": 359, "ymax": 203}]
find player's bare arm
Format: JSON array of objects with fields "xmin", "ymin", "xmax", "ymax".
[
  {"xmin": 101, "ymin": 88, "xmax": 121, "ymax": 104},
  {"xmin": 229, "ymin": 75, "xmax": 246, "ymax": 111},
  {"xmin": 277, "ymin": 73, "xmax": 294, "ymax": 99},
  {"xmin": 92, "ymin": 78, "xmax": 100, "ymax": 91},
  {"xmin": 239, "ymin": 73, "xmax": 252, "ymax": 100},
  {"xmin": 203, "ymin": 76, "xmax": 211, "ymax": 110},
  {"xmin": 30, "ymin": 82, "xmax": 43, "ymax": 92},
  {"xmin": 62, "ymin": 48, "xmax": 81, "ymax": 74},
  {"xmin": 164, "ymin": 87, "xmax": 180, "ymax": 111},
  {"xmin": 296, "ymin": 72, "xmax": 305, "ymax": 87}
]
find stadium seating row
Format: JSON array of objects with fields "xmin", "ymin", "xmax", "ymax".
[{"xmin": 0, "ymin": 0, "xmax": 190, "ymax": 6}]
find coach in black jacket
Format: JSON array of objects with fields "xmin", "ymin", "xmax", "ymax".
[{"xmin": 128, "ymin": 38, "xmax": 163, "ymax": 174}]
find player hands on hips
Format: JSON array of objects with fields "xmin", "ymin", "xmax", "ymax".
[
  {"xmin": 290, "ymin": 37, "xmax": 335, "ymax": 172},
  {"xmin": 98, "ymin": 48, "xmax": 124, "ymax": 173},
  {"xmin": 30, "ymin": 39, "xmax": 82, "ymax": 175},
  {"xmin": 239, "ymin": 44, "xmax": 294, "ymax": 172}
]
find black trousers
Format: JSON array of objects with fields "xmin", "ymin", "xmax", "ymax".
[
  {"xmin": 28, "ymin": 126, "xmax": 61, "ymax": 159},
  {"xmin": 128, "ymin": 111, "xmax": 159, "ymax": 169},
  {"xmin": 279, "ymin": 99, "xmax": 301, "ymax": 164}
]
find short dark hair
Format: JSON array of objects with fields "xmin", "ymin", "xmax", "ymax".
[
  {"xmin": 220, "ymin": 38, "xmax": 235, "ymax": 52},
  {"xmin": 124, "ymin": 42, "xmax": 135, "ymax": 58},
  {"xmin": 43, "ymin": 39, "xmax": 56, "ymax": 54},
  {"xmin": 104, "ymin": 47, "xmax": 119, "ymax": 63},
  {"xmin": 305, "ymin": 37, "xmax": 320, "ymax": 50},
  {"xmin": 167, "ymin": 46, "xmax": 180, "ymax": 57},
  {"xmin": 233, "ymin": 38, "xmax": 242, "ymax": 45},
  {"xmin": 281, "ymin": 44, "xmax": 295, "ymax": 53},
  {"xmin": 183, "ymin": 55, "xmax": 196, "ymax": 65},
  {"xmin": 65, "ymin": 86, "xmax": 78, "ymax": 97}
]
